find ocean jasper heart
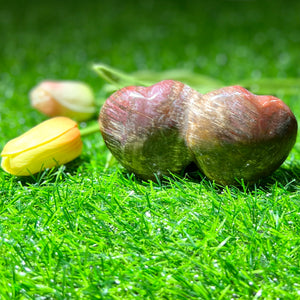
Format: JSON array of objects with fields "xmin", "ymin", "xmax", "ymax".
[{"xmin": 186, "ymin": 85, "xmax": 298, "ymax": 185}]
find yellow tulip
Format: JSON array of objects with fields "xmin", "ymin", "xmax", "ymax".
[
  {"xmin": 29, "ymin": 80, "xmax": 96, "ymax": 121},
  {"xmin": 1, "ymin": 117, "xmax": 83, "ymax": 176}
]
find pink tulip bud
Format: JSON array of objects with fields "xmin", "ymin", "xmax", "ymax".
[{"xmin": 30, "ymin": 80, "xmax": 96, "ymax": 121}]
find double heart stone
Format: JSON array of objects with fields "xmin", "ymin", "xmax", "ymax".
[{"xmin": 99, "ymin": 80, "xmax": 297, "ymax": 185}]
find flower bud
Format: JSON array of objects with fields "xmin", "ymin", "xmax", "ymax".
[
  {"xmin": 29, "ymin": 80, "xmax": 96, "ymax": 121},
  {"xmin": 1, "ymin": 117, "xmax": 83, "ymax": 176}
]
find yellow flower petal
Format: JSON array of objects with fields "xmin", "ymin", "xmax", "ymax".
[
  {"xmin": 1, "ymin": 117, "xmax": 83, "ymax": 176},
  {"xmin": 1, "ymin": 117, "xmax": 77, "ymax": 156}
]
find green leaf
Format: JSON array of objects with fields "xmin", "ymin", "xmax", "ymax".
[
  {"xmin": 132, "ymin": 69, "xmax": 224, "ymax": 93},
  {"xmin": 93, "ymin": 63, "xmax": 225, "ymax": 93},
  {"xmin": 93, "ymin": 63, "xmax": 146, "ymax": 89},
  {"xmin": 238, "ymin": 78, "xmax": 300, "ymax": 96}
]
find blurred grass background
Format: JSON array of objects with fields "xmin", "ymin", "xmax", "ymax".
[
  {"xmin": 1, "ymin": 0, "xmax": 300, "ymax": 299},
  {"xmin": 1, "ymin": 0, "xmax": 300, "ymax": 125}
]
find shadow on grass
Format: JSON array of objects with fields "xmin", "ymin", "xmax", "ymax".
[
  {"xmin": 187, "ymin": 162, "xmax": 300, "ymax": 193},
  {"xmin": 258, "ymin": 164, "xmax": 300, "ymax": 192},
  {"xmin": 119, "ymin": 162, "xmax": 212, "ymax": 189},
  {"xmin": 9, "ymin": 154, "xmax": 300, "ymax": 194},
  {"xmin": 120, "ymin": 161, "xmax": 300, "ymax": 194}
]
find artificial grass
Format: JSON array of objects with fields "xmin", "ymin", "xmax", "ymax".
[{"xmin": 1, "ymin": 0, "xmax": 300, "ymax": 299}]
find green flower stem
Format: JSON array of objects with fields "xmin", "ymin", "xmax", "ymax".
[{"xmin": 80, "ymin": 122, "xmax": 100, "ymax": 137}]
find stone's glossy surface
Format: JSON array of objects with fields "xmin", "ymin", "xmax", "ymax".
[
  {"xmin": 99, "ymin": 80, "xmax": 198, "ymax": 180},
  {"xmin": 99, "ymin": 82, "xmax": 297, "ymax": 185},
  {"xmin": 186, "ymin": 86, "xmax": 298, "ymax": 185}
]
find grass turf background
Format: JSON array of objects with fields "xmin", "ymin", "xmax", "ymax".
[{"xmin": 1, "ymin": 0, "xmax": 300, "ymax": 299}]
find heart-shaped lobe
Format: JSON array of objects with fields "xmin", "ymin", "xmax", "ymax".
[
  {"xmin": 99, "ymin": 80, "xmax": 200, "ymax": 180},
  {"xmin": 186, "ymin": 85, "xmax": 298, "ymax": 185}
]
